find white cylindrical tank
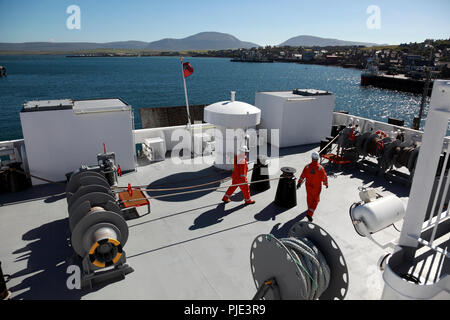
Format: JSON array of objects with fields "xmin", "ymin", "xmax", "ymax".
[
  {"xmin": 351, "ymin": 195, "xmax": 406, "ymax": 235},
  {"xmin": 204, "ymin": 92, "xmax": 261, "ymax": 170}
]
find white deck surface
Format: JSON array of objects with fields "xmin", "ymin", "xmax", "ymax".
[{"xmin": 0, "ymin": 144, "xmax": 411, "ymax": 300}]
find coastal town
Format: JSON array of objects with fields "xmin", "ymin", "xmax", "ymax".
[{"xmin": 193, "ymin": 38, "xmax": 450, "ymax": 79}]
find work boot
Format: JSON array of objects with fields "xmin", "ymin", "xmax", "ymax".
[
  {"xmin": 245, "ymin": 199, "xmax": 256, "ymax": 205},
  {"xmin": 222, "ymin": 196, "xmax": 230, "ymax": 204},
  {"xmin": 306, "ymin": 215, "xmax": 313, "ymax": 222}
]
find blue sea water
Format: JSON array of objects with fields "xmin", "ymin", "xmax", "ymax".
[{"xmin": 0, "ymin": 55, "xmax": 428, "ymax": 141}]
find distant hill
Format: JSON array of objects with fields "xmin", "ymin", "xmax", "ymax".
[
  {"xmin": 146, "ymin": 32, "xmax": 259, "ymax": 50},
  {"xmin": 280, "ymin": 35, "xmax": 381, "ymax": 47},
  {"xmin": 0, "ymin": 32, "xmax": 259, "ymax": 52},
  {"xmin": 0, "ymin": 41, "xmax": 149, "ymax": 52}
]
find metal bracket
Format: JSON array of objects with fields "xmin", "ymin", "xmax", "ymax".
[
  {"xmin": 252, "ymin": 278, "xmax": 281, "ymax": 300},
  {"xmin": 81, "ymin": 253, "xmax": 134, "ymax": 290}
]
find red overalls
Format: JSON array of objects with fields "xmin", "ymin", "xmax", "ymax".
[
  {"xmin": 223, "ymin": 154, "xmax": 252, "ymax": 203},
  {"xmin": 298, "ymin": 161, "xmax": 328, "ymax": 218}
]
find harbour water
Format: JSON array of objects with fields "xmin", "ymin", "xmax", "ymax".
[{"xmin": 0, "ymin": 55, "xmax": 429, "ymax": 141}]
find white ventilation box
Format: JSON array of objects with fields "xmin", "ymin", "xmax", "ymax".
[
  {"xmin": 20, "ymin": 98, "xmax": 136, "ymax": 185},
  {"xmin": 255, "ymin": 90, "xmax": 335, "ymax": 148},
  {"xmin": 143, "ymin": 137, "xmax": 166, "ymax": 162}
]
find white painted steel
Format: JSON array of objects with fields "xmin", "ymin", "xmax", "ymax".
[
  {"xmin": 352, "ymin": 195, "xmax": 406, "ymax": 235},
  {"xmin": 398, "ymin": 81, "xmax": 450, "ymax": 248},
  {"xmin": 213, "ymin": 125, "xmax": 248, "ymax": 170},
  {"xmin": 382, "ymin": 80, "xmax": 450, "ymax": 300},
  {"xmin": 134, "ymin": 124, "xmax": 214, "ymax": 152},
  {"xmin": 204, "ymin": 93, "xmax": 261, "ymax": 129},
  {"xmin": 255, "ymin": 90, "xmax": 335, "ymax": 148},
  {"xmin": 20, "ymin": 99, "xmax": 136, "ymax": 185}
]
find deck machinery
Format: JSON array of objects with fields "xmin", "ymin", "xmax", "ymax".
[{"xmin": 65, "ymin": 152, "xmax": 136, "ymax": 289}]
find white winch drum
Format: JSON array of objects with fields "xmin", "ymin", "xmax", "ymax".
[{"xmin": 351, "ymin": 195, "xmax": 405, "ymax": 235}]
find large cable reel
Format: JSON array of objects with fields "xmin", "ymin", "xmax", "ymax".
[
  {"xmin": 67, "ymin": 183, "xmax": 114, "ymax": 208},
  {"xmin": 66, "ymin": 170, "xmax": 111, "ymax": 201},
  {"xmin": 71, "ymin": 208, "xmax": 128, "ymax": 269},
  {"xmin": 68, "ymin": 189, "xmax": 128, "ymax": 267},
  {"xmin": 378, "ymin": 139, "xmax": 402, "ymax": 172},
  {"xmin": 65, "ymin": 168, "xmax": 133, "ymax": 287},
  {"xmin": 354, "ymin": 132, "xmax": 372, "ymax": 156},
  {"xmin": 250, "ymin": 221, "xmax": 348, "ymax": 300}
]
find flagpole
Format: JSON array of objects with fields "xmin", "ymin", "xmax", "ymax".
[{"xmin": 180, "ymin": 56, "xmax": 194, "ymax": 158}]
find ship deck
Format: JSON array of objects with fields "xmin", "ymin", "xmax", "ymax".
[{"xmin": 0, "ymin": 144, "xmax": 411, "ymax": 300}]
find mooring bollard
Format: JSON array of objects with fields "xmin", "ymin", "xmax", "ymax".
[
  {"xmin": 274, "ymin": 167, "xmax": 297, "ymax": 208},
  {"xmin": 251, "ymin": 156, "xmax": 270, "ymax": 193},
  {"xmin": 0, "ymin": 261, "xmax": 11, "ymax": 300}
]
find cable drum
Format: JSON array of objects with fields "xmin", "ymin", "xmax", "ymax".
[
  {"xmin": 251, "ymin": 222, "xmax": 348, "ymax": 300},
  {"xmin": 354, "ymin": 132, "xmax": 372, "ymax": 155},
  {"xmin": 363, "ymin": 133, "xmax": 380, "ymax": 156},
  {"xmin": 280, "ymin": 237, "xmax": 331, "ymax": 300},
  {"xmin": 378, "ymin": 139, "xmax": 401, "ymax": 171},
  {"xmin": 395, "ymin": 146, "xmax": 416, "ymax": 168}
]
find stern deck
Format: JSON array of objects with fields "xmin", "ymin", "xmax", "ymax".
[{"xmin": 0, "ymin": 145, "xmax": 411, "ymax": 300}]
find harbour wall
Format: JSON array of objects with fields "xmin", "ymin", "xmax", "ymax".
[{"xmin": 361, "ymin": 75, "xmax": 433, "ymax": 96}]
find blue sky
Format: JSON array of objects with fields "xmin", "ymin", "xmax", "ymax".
[{"xmin": 0, "ymin": 0, "xmax": 449, "ymax": 45}]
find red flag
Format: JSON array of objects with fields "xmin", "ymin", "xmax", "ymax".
[{"xmin": 183, "ymin": 62, "xmax": 194, "ymax": 78}]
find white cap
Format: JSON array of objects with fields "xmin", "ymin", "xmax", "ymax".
[
  {"xmin": 312, "ymin": 152, "xmax": 320, "ymax": 160},
  {"xmin": 348, "ymin": 117, "xmax": 354, "ymax": 126},
  {"xmin": 240, "ymin": 145, "xmax": 249, "ymax": 153}
]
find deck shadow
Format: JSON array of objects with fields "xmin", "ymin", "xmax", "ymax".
[
  {"xmin": 269, "ymin": 211, "xmax": 308, "ymax": 239},
  {"xmin": 0, "ymin": 183, "xmax": 66, "ymax": 206},
  {"xmin": 189, "ymin": 203, "xmax": 247, "ymax": 230},
  {"xmin": 254, "ymin": 202, "xmax": 290, "ymax": 222},
  {"xmin": 7, "ymin": 218, "xmax": 123, "ymax": 299},
  {"xmin": 276, "ymin": 143, "xmax": 319, "ymax": 158},
  {"xmin": 146, "ymin": 166, "xmax": 230, "ymax": 202},
  {"xmin": 7, "ymin": 218, "xmax": 84, "ymax": 299}
]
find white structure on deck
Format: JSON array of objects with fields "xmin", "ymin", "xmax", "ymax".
[
  {"xmin": 204, "ymin": 91, "xmax": 261, "ymax": 170},
  {"xmin": 255, "ymin": 90, "xmax": 335, "ymax": 148},
  {"xmin": 20, "ymin": 98, "xmax": 136, "ymax": 185},
  {"xmin": 382, "ymin": 80, "xmax": 450, "ymax": 300}
]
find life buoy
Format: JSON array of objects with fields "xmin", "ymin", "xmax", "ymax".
[
  {"xmin": 377, "ymin": 140, "xmax": 385, "ymax": 150},
  {"xmin": 376, "ymin": 130, "xmax": 387, "ymax": 139}
]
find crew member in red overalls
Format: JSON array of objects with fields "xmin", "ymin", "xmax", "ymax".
[
  {"xmin": 222, "ymin": 146, "xmax": 255, "ymax": 205},
  {"xmin": 297, "ymin": 152, "xmax": 328, "ymax": 222}
]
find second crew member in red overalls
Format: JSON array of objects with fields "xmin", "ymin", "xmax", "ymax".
[
  {"xmin": 297, "ymin": 152, "xmax": 328, "ymax": 222},
  {"xmin": 222, "ymin": 146, "xmax": 255, "ymax": 205}
]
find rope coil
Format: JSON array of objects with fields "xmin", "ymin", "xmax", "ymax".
[{"xmin": 279, "ymin": 237, "xmax": 331, "ymax": 300}]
